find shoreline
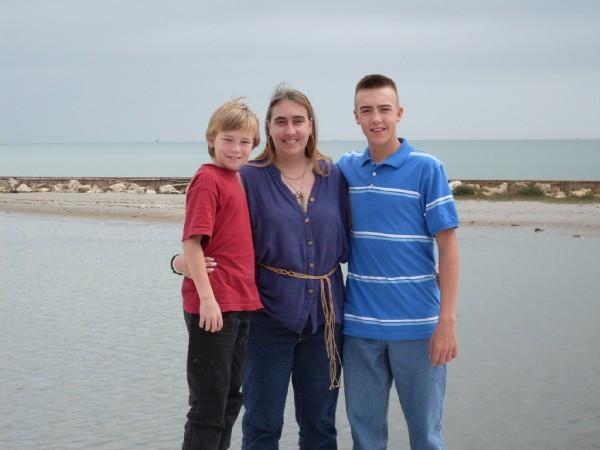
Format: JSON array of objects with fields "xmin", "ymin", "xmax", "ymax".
[
  {"xmin": 2, "ymin": 192, "xmax": 599, "ymax": 236},
  {"xmin": 2, "ymin": 175, "xmax": 600, "ymax": 201}
]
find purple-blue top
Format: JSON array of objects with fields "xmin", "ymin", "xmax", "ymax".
[{"xmin": 240, "ymin": 162, "xmax": 349, "ymax": 334}]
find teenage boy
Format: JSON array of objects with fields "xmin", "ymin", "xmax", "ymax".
[
  {"xmin": 337, "ymin": 74, "xmax": 460, "ymax": 450},
  {"xmin": 178, "ymin": 99, "xmax": 263, "ymax": 450}
]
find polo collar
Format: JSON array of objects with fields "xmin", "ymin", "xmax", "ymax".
[{"xmin": 360, "ymin": 138, "xmax": 411, "ymax": 168}]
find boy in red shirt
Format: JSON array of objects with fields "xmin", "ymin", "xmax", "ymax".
[{"xmin": 179, "ymin": 99, "xmax": 262, "ymax": 450}]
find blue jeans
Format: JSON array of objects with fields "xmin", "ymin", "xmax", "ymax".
[
  {"xmin": 344, "ymin": 336, "xmax": 446, "ymax": 450},
  {"xmin": 242, "ymin": 311, "xmax": 340, "ymax": 450}
]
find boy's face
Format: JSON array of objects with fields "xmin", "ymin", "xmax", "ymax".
[
  {"xmin": 354, "ymin": 87, "xmax": 403, "ymax": 151},
  {"xmin": 268, "ymin": 100, "xmax": 312, "ymax": 160},
  {"xmin": 209, "ymin": 129, "xmax": 254, "ymax": 171}
]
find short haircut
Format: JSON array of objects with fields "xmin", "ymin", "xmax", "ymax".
[
  {"xmin": 205, "ymin": 98, "xmax": 260, "ymax": 157},
  {"xmin": 354, "ymin": 74, "xmax": 399, "ymax": 103}
]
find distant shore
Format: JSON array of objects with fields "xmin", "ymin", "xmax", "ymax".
[
  {"xmin": 2, "ymin": 176, "xmax": 600, "ymax": 198},
  {"xmin": 1, "ymin": 192, "xmax": 599, "ymax": 237}
]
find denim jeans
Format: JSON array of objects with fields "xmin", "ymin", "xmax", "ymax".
[
  {"xmin": 242, "ymin": 311, "xmax": 341, "ymax": 450},
  {"xmin": 344, "ymin": 336, "xmax": 446, "ymax": 450},
  {"xmin": 183, "ymin": 311, "xmax": 250, "ymax": 450}
]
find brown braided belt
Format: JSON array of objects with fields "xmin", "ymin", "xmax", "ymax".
[{"xmin": 257, "ymin": 263, "xmax": 342, "ymax": 389}]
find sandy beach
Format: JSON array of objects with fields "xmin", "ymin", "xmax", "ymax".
[{"xmin": 1, "ymin": 192, "xmax": 599, "ymax": 236}]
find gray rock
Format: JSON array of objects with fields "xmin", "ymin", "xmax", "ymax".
[
  {"xmin": 159, "ymin": 184, "xmax": 179, "ymax": 194},
  {"xmin": 449, "ymin": 180, "xmax": 462, "ymax": 191},
  {"xmin": 534, "ymin": 183, "xmax": 553, "ymax": 194},
  {"xmin": 67, "ymin": 179, "xmax": 82, "ymax": 191},
  {"xmin": 570, "ymin": 188, "xmax": 592, "ymax": 198},
  {"xmin": 108, "ymin": 182, "xmax": 128, "ymax": 193},
  {"xmin": 496, "ymin": 182, "xmax": 508, "ymax": 194},
  {"xmin": 482, "ymin": 182, "xmax": 508, "ymax": 196},
  {"xmin": 16, "ymin": 183, "xmax": 32, "ymax": 193},
  {"xmin": 128, "ymin": 183, "xmax": 146, "ymax": 194},
  {"xmin": 0, "ymin": 179, "xmax": 11, "ymax": 192}
]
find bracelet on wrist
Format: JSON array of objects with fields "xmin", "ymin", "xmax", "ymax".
[{"xmin": 170, "ymin": 254, "xmax": 183, "ymax": 276}]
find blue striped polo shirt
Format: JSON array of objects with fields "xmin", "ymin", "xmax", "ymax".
[{"xmin": 337, "ymin": 139, "xmax": 459, "ymax": 340}]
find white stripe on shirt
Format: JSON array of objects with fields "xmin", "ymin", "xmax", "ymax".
[
  {"xmin": 351, "ymin": 231, "xmax": 434, "ymax": 242},
  {"xmin": 426, "ymin": 194, "xmax": 454, "ymax": 211},
  {"xmin": 349, "ymin": 186, "xmax": 420, "ymax": 198},
  {"xmin": 347, "ymin": 272, "xmax": 436, "ymax": 284},
  {"xmin": 344, "ymin": 313, "xmax": 439, "ymax": 326}
]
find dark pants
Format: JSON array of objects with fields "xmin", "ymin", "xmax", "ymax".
[
  {"xmin": 183, "ymin": 311, "xmax": 250, "ymax": 450},
  {"xmin": 241, "ymin": 311, "xmax": 341, "ymax": 450}
]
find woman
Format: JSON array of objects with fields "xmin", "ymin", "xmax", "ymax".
[
  {"xmin": 240, "ymin": 86, "xmax": 348, "ymax": 449},
  {"xmin": 174, "ymin": 86, "xmax": 348, "ymax": 449}
]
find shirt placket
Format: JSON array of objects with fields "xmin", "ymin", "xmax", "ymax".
[
  {"xmin": 304, "ymin": 195, "xmax": 318, "ymax": 331},
  {"xmin": 368, "ymin": 160, "xmax": 378, "ymax": 205}
]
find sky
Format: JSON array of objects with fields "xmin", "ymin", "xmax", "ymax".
[{"xmin": 1, "ymin": 0, "xmax": 599, "ymax": 142}]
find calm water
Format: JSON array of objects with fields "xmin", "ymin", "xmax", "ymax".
[
  {"xmin": 1, "ymin": 139, "xmax": 599, "ymax": 180},
  {"xmin": 1, "ymin": 213, "xmax": 600, "ymax": 449}
]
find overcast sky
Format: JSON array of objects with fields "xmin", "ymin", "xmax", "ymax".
[{"xmin": 1, "ymin": 0, "xmax": 599, "ymax": 142}]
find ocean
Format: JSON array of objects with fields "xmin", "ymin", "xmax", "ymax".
[
  {"xmin": 1, "ymin": 213, "xmax": 599, "ymax": 449},
  {"xmin": 1, "ymin": 139, "xmax": 599, "ymax": 180}
]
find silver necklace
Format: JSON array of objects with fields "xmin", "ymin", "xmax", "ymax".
[
  {"xmin": 280, "ymin": 162, "xmax": 308, "ymax": 206},
  {"xmin": 280, "ymin": 162, "xmax": 308, "ymax": 183}
]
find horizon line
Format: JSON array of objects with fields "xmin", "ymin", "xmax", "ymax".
[{"xmin": 2, "ymin": 137, "xmax": 599, "ymax": 145}]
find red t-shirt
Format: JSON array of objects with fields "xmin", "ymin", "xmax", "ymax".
[{"xmin": 181, "ymin": 164, "xmax": 262, "ymax": 314}]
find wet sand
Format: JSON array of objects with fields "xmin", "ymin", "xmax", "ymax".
[
  {"xmin": 0, "ymin": 192, "xmax": 184, "ymax": 222},
  {"xmin": 1, "ymin": 192, "xmax": 599, "ymax": 236}
]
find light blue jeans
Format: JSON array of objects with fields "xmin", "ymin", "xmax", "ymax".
[{"xmin": 343, "ymin": 336, "xmax": 446, "ymax": 450}]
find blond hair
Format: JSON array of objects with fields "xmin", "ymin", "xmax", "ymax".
[
  {"xmin": 205, "ymin": 98, "xmax": 260, "ymax": 157},
  {"xmin": 253, "ymin": 84, "xmax": 330, "ymax": 176}
]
